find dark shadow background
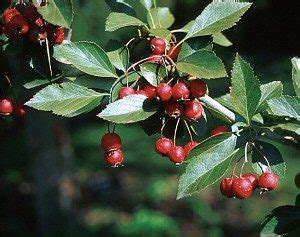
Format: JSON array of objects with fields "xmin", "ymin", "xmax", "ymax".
[{"xmin": 1, "ymin": 0, "xmax": 299, "ymax": 236}]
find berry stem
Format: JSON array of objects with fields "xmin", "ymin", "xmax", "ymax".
[
  {"xmin": 164, "ymin": 55, "xmax": 177, "ymax": 67},
  {"xmin": 239, "ymin": 142, "xmax": 250, "ymax": 177},
  {"xmin": 183, "ymin": 120, "xmax": 193, "ymax": 141},
  {"xmin": 252, "ymin": 142, "xmax": 272, "ymax": 171},
  {"xmin": 45, "ymin": 38, "xmax": 53, "ymax": 77},
  {"xmin": 160, "ymin": 118, "xmax": 171, "ymax": 137},
  {"xmin": 173, "ymin": 117, "xmax": 181, "ymax": 146}
]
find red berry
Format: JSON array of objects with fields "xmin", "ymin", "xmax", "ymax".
[
  {"xmin": 135, "ymin": 90, "xmax": 148, "ymax": 97},
  {"xmin": 156, "ymin": 83, "xmax": 172, "ymax": 102},
  {"xmin": 167, "ymin": 45, "xmax": 181, "ymax": 61},
  {"xmin": 220, "ymin": 178, "xmax": 234, "ymax": 198},
  {"xmin": 155, "ymin": 138, "xmax": 174, "ymax": 156},
  {"xmin": 165, "ymin": 101, "xmax": 183, "ymax": 118},
  {"xmin": 242, "ymin": 173, "xmax": 258, "ymax": 189},
  {"xmin": 101, "ymin": 133, "xmax": 122, "ymax": 151},
  {"xmin": 147, "ymin": 53, "xmax": 162, "ymax": 63},
  {"xmin": 34, "ymin": 17, "xmax": 44, "ymax": 27},
  {"xmin": 183, "ymin": 100, "xmax": 203, "ymax": 121},
  {"xmin": 2, "ymin": 8, "xmax": 20, "ymax": 24},
  {"xmin": 189, "ymin": 80, "xmax": 207, "ymax": 98},
  {"xmin": 231, "ymin": 178, "xmax": 253, "ymax": 199},
  {"xmin": 150, "ymin": 37, "xmax": 166, "ymax": 54},
  {"xmin": 169, "ymin": 146, "xmax": 186, "ymax": 165},
  {"xmin": 118, "ymin": 87, "xmax": 135, "ymax": 99},
  {"xmin": 28, "ymin": 26, "xmax": 47, "ymax": 43},
  {"xmin": 183, "ymin": 141, "xmax": 199, "ymax": 156},
  {"xmin": 142, "ymin": 84, "xmax": 156, "ymax": 99},
  {"xmin": 46, "ymin": 24, "xmax": 64, "ymax": 44},
  {"xmin": 258, "ymin": 172, "xmax": 279, "ymax": 191},
  {"xmin": 104, "ymin": 149, "xmax": 124, "ymax": 167},
  {"xmin": 211, "ymin": 126, "xmax": 228, "ymax": 136},
  {"xmin": 4, "ymin": 14, "xmax": 29, "ymax": 40},
  {"xmin": 13, "ymin": 104, "xmax": 26, "ymax": 117},
  {"xmin": 0, "ymin": 99, "xmax": 14, "ymax": 114},
  {"xmin": 172, "ymin": 82, "xmax": 190, "ymax": 100}
]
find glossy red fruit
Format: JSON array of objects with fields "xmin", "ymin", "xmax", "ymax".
[
  {"xmin": 24, "ymin": 4, "xmax": 38, "ymax": 22},
  {"xmin": 183, "ymin": 141, "xmax": 199, "ymax": 156},
  {"xmin": 46, "ymin": 24, "xmax": 64, "ymax": 44},
  {"xmin": 142, "ymin": 84, "xmax": 156, "ymax": 99},
  {"xmin": 210, "ymin": 126, "xmax": 228, "ymax": 136},
  {"xmin": 147, "ymin": 53, "xmax": 162, "ymax": 63},
  {"xmin": 34, "ymin": 17, "xmax": 44, "ymax": 27},
  {"xmin": 231, "ymin": 178, "xmax": 253, "ymax": 199},
  {"xmin": 156, "ymin": 83, "xmax": 172, "ymax": 102},
  {"xmin": 118, "ymin": 87, "xmax": 135, "ymax": 99},
  {"xmin": 150, "ymin": 37, "xmax": 166, "ymax": 54},
  {"xmin": 104, "ymin": 149, "xmax": 124, "ymax": 167},
  {"xmin": 172, "ymin": 82, "xmax": 190, "ymax": 100},
  {"xmin": 0, "ymin": 99, "xmax": 14, "ymax": 114},
  {"xmin": 14, "ymin": 104, "xmax": 26, "ymax": 117},
  {"xmin": 189, "ymin": 80, "xmax": 207, "ymax": 98},
  {"xmin": 183, "ymin": 100, "xmax": 203, "ymax": 120},
  {"xmin": 165, "ymin": 101, "xmax": 183, "ymax": 118},
  {"xmin": 4, "ymin": 14, "xmax": 29, "ymax": 40},
  {"xmin": 135, "ymin": 90, "xmax": 148, "ymax": 97},
  {"xmin": 3, "ymin": 8, "xmax": 20, "ymax": 23},
  {"xmin": 220, "ymin": 178, "xmax": 234, "ymax": 198},
  {"xmin": 167, "ymin": 45, "xmax": 181, "ymax": 61},
  {"xmin": 242, "ymin": 173, "xmax": 258, "ymax": 189},
  {"xmin": 28, "ymin": 26, "xmax": 47, "ymax": 43},
  {"xmin": 169, "ymin": 146, "xmax": 186, "ymax": 165},
  {"xmin": 155, "ymin": 138, "xmax": 174, "ymax": 156},
  {"xmin": 101, "ymin": 133, "xmax": 122, "ymax": 151},
  {"xmin": 258, "ymin": 172, "xmax": 279, "ymax": 191}
]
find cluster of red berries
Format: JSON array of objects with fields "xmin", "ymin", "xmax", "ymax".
[
  {"xmin": 0, "ymin": 98, "xmax": 26, "ymax": 118},
  {"xmin": 100, "ymin": 133, "xmax": 124, "ymax": 167},
  {"xmin": 220, "ymin": 172, "xmax": 279, "ymax": 199},
  {"xmin": 1, "ymin": 3, "xmax": 64, "ymax": 44}
]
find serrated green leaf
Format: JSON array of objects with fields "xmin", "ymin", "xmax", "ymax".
[
  {"xmin": 272, "ymin": 123, "xmax": 300, "ymax": 135},
  {"xmin": 140, "ymin": 0, "xmax": 152, "ymax": 10},
  {"xmin": 54, "ymin": 41, "xmax": 117, "ymax": 78},
  {"xmin": 23, "ymin": 77, "xmax": 61, "ymax": 89},
  {"xmin": 107, "ymin": 40, "xmax": 129, "ymax": 72},
  {"xmin": 105, "ymin": 12, "xmax": 146, "ymax": 31},
  {"xmin": 147, "ymin": 28, "xmax": 172, "ymax": 41},
  {"xmin": 257, "ymin": 81, "xmax": 283, "ymax": 112},
  {"xmin": 25, "ymin": 82, "xmax": 106, "ymax": 117},
  {"xmin": 291, "ymin": 57, "xmax": 300, "ymax": 96},
  {"xmin": 97, "ymin": 94, "xmax": 158, "ymax": 123},
  {"xmin": 139, "ymin": 63, "xmax": 166, "ymax": 86},
  {"xmin": 267, "ymin": 95, "xmax": 300, "ymax": 120},
  {"xmin": 252, "ymin": 141, "xmax": 286, "ymax": 180},
  {"xmin": 105, "ymin": 0, "xmax": 136, "ymax": 17},
  {"xmin": 147, "ymin": 7, "xmax": 175, "ymax": 29},
  {"xmin": 177, "ymin": 134, "xmax": 237, "ymax": 199},
  {"xmin": 213, "ymin": 32, "xmax": 233, "ymax": 47},
  {"xmin": 230, "ymin": 54, "xmax": 261, "ymax": 124},
  {"xmin": 37, "ymin": 0, "xmax": 73, "ymax": 28},
  {"xmin": 177, "ymin": 50, "xmax": 227, "ymax": 79},
  {"xmin": 186, "ymin": 2, "xmax": 251, "ymax": 39}
]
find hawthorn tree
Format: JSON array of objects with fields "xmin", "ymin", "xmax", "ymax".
[{"xmin": 1, "ymin": 0, "xmax": 299, "ymax": 235}]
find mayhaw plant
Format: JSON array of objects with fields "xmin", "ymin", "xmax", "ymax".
[{"xmin": 1, "ymin": 0, "xmax": 300, "ymax": 234}]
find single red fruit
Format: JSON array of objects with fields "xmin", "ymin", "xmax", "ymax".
[
  {"xmin": 242, "ymin": 173, "xmax": 258, "ymax": 189},
  {"xmin": 183, "ymin": 100, "xmax": 203, "ymax": 121},
  {"xmin": 231, "ymin": 178, "xmax": 253, "ymax": 199},
  {"xmin": 172, "ymin": 82, "xmax": 190, "ymax": 100},
  {"xmin": 0, "ymin": 99, "xmax": 14, "ymax": 114},
  {"xmin": 147, "ymin": 53, "xmax": 162, "ymax": 63},
  {"xmin": 169, "ymin": 146, "xmax": 186, "ymax": 165},
  {"xmin": 135, "ymin": 90, "xmax": 148, "ymax": 97},
  {"xmin": 165, "ymin": 101, "xmax": 183, "ymax": 118},
  {"xmin": 220, "ymin": 178, "xmax": 234, "ymax": 198},
  {"xmin": 155, "ymin": 138, "xmax": 174, "ymax": 156},
  {"xmin": 14, "ymin": 104, "xmax": 26, "ymax": 117},
  {"xmin": 28, "ymin": 26, "xmax": 47, "ymax": 43},
  {"xmin": 211, "ymin": 126, "xmax": 228, "ymax": 136},
  {"xmin": 142, "ymin": 84, "xmax": 156, "ymax": 99},
  {"xmin": 3, "ymin": 8, "xmax": 20, "ymax": 24},
  {"xmin": 4, "ymin": 14, "xmax": 29, "ymax": 40},
  {"xmin": 294, "ymin": 173, "xmax": 300, "ymax": 189},
  {"xmin": 167, "ymin": 45, "xmax": 181, "ymax": 61},
  {"xmin": 46, "ymin": 24, "xmax": 64, "ymax": 44},
  {"xmin": 104, "ymin": 149, "xmax": 124, "ymax": 167},
  {"xmin": 101, "ymin": 133, "xmax": 122, "ymax": 151},
  {"xmin": 150, "ymin": 37, "xmax": 166, "ymax": 54},
  {"xmin": 118, "ymin": 87, "xmax": 135, "ymax": 99},
  {"xmin": 183, "ymin": 141, "xmax": 199, "ymax": 156},
  {"xmin": 156, "ymin": 83, "xmax": 172, "ymax": 102},
  {"xmin": 189, "ymin": 80, "xmax": 207, "ymax": 98},
  {"xmin": 34, "ymin": 17, "xmax": 44, "ymax": 27},
  {"xmin": 258, "ymin": 172, "xmax": 279, "ymax": 191}
]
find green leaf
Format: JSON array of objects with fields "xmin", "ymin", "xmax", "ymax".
[
  {"xmin": 230, "ymin": 54, "xmax": 261, "ymax": 124},
  {"xmin": 147, "ymin": 7, "xmax": 175, "ymax": 29},
  {"xmin": 23, "ymin": 77, "xmax": 61, "ymax": 89},
  {"xmin": 140, "ymin": 0, "xmax": 152, "ymax": 10},
  {"xmin": 173, "ymin": 20, "xmax": 194, "ymax": 33},
  {"xmin": 272, "ymin": 123, "xmax": 300, "ymax": 136},
  {"xmin": 147, "ymin": 28, "xmax": 172, "ymax": 41},
  {"xmin": 252, "ymin": 140, "xmax": 286, "ymax": 180},
  {"xmin": 291, "ymin": 57, "xmax": 300, "ymax": 96},
  {"xmin": 177, "ymin": 50, "xmax": 227, "ymax": 79},
  {"xmin": 37, "ymin": 0, "xmax": 73, "ymax": 28},
  {"xmin": 105, "ymin": 12, "xmax": 146, "ymax": 31},
  {"xmin": 212, "ymin": 32, "xmax": 233, "ymax": 47},
  {"xmin": 267, "ymin": 95, "xmax": 300, "ymax": 120},
  {"xmin": 107, "ymin": 40, "xmax": 129, "ymax": 72},
  {"xmin": 257, "ymin": 81, "xmax": 283, "ymax": 112},
  {"xmin": 105, "ymin": 0, "xmax": 136, "ymax": 17},
  {"xmin": 97, "ymin": 94, "xmax": 158, "ymax": 123},
  {"xmin": 177, "ymin": 134, "xmax": 237, "ymax": 199},
  {"xmin": 185, "ymin": 2, "xmax": 251, "ymax": 39},
  {"xmin": 25, "ymin": 82, "xmax": 106, "ymax": 117},
  {"xmin": 139, "ymin": 63, "xmax": 166, "ymax": 86},
  {"xmin": 54, "ymin": 41, "xmax": 117, "ymax": 78}
]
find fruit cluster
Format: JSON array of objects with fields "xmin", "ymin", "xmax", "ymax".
[
  {"xmin": 1, "ymin": 3, "xmax": 64, "ymax": 44},
  {"xmin": 220, "ymin": 171, "xmax": 279, "ymax": 199},
  {"xmin": 0, "ymin": 98, "xmax": 26, "ymax": 118},
  {"xmin": 100, "ymin": 133, "xmax": 124, "ymax": 167}
]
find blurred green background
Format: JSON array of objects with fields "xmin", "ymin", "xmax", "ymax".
[{"xmin": 1, "ymin": 0, "xmax": 299, "ymax": 236}]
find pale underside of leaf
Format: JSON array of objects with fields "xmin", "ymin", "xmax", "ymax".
[
  {"xmin": 267, "ymin": 95, "xmax": 300, "ymax": 120},
  {"xmin": 105, "ymin": 12, "xmax": 146, "ymax": 31}
]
